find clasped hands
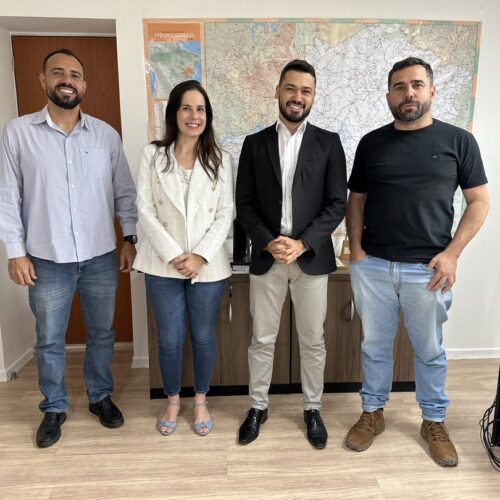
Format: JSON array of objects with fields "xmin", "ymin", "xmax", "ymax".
[
  {"xmin": 169, "ymin": 253, "xmax": 205, "ymax": 279},
  {"xmin": 265, "ymin": 236, "xmax": 307, "ymax": 264}
]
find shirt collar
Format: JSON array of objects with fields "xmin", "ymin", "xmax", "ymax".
[
  {"xmin": 33, "ymin": 105, "xmax": 89, "ymax": 130},
  {"xmin": 276, "ymin": 116, "xmax": 308, "ymax": 136}
]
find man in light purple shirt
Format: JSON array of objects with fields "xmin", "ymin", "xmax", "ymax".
[{"xmin": 0, "ymin": 48, "xmax": 138, "ymax": 448}]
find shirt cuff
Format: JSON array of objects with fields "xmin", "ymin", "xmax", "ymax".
[
  {"xmin": 5, "ymin": 241, "xmax": 27, "ymax": 259},
  {"xmin": 120, "ymin": 223, "xmax": 137, "ymax": 238}
]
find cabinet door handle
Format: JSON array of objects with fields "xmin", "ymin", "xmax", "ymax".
[
  {"xmin": 345, "ymin": 300, "xmax": 355, "ymax": 322},
  {"xmin": 228, "ymin": 285, "xmax": 232, "ymax": 323}
]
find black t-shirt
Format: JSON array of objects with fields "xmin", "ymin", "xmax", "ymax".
[{"xmin": 348, "ymin": 119, "xmax": 488, "ymax": 263}]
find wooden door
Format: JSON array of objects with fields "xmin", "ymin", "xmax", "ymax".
[{"xmin": 11, "ymin": 35, "xmax": 132, "ymax": 343}]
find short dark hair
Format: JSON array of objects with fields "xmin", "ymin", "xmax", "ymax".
[
  {"xmin": 42, "ymin": 48, "xmax": 84, "ymax": 73},
  {"xmin": 279, "ymin": 59, "xmax": 316, "ymax": 85},
  {"xmin": 388, "ymin": 57, "xmax": 433, "ymax": 89}
]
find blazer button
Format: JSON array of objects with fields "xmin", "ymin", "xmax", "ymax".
[
  {"xmin": 158, "ymin": 256, "xmax": 164, "ymax": 263},
  {"xmin": 208, "ymin": 208, "xmax": 213, "ymax": 212},
  {"xmin": 162, "ymin": 222, "xmax": 168, "ymax": 228},
  {"xmin": 158, "ymin": 199, "xmax": 163, "ymax": 205},
  {"xmin": 212, "ymin": 186, "xmax": 216, "ymax": 191},
  {"xmin": 156, "ymin": 176, "xmax": 160, "ymax": 183}
]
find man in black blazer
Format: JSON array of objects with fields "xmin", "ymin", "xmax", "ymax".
[{"xmin": 235, "ymin": 60, "xmax": 347, "ymax": 449}]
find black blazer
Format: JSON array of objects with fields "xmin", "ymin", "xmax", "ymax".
[{"xmin": 235, "ymin": 123, "xmax": 347, "ymax": 275}]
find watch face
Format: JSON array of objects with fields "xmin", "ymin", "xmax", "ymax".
[{"xmin": 125, "ymin": 235, "xmax": 138, "ymax": 244}]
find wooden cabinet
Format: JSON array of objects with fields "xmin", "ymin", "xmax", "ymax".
[
  {"xmin": 148, "ymin": 271, "xmax": 414, "ymax": 397},
  {"xmin": 148, "ymin": 274, "xmax": 290, "ymax": 396},
  {"xmin": 212, "ymin": 274, "xmax": 290, "ymax": 386},
  {"xmin": 291, "ymin": 271, "xmax": 414, "ymax": 387}
]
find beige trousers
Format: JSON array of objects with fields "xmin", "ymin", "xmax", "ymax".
[{"xmin": 248, "ymin": 261, "xmax": 328, "ymax": 410}]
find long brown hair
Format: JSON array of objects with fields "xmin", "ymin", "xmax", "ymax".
[{"xmin": 152, "ymin": 80, "xmax": 222, "ymax": 180}]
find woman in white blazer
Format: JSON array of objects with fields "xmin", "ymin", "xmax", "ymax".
[{"xmin": 134, "ymin": 80, "xmax": 233, "ymax": 436}]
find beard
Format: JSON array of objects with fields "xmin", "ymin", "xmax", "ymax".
[
  {"xmin": 47, "ymin": 85, "xmax": 83, "ymax": 110},
  {"xmin": 389, "ymin": 98, "xmax": 432, "ymax": 123},
  {"xmin": 278, "ymin": 100, "xmax": 312, "ymax": 124}
]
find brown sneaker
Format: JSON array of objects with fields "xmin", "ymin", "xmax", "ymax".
[
  {"xmin": 345, "ymin": 409, "xmax": 385, "ymax": 451},
  {"xmin": 420, "ymin": 420, "xmax": 458, "ymax": 467}
]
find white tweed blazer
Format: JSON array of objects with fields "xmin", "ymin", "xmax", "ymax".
[{"xmin": 134, "ymin": 144, "xmax": 234, "ymax": 282}]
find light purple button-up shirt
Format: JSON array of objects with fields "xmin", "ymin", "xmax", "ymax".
[{"xmin": 0, "ymin": 106, "xmax": 137, "ymax": 263}]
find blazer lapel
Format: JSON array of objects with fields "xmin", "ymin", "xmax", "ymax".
[
  {"xmin": 186, "ymin": 160, "xmax": 211, "ymax": 223},
  {"xmin": 156, "ymin": 147, "xmax": 186, "ymax": 218},
  {"xmin": 294, "ymin": 124, "xmax": 316, "ymax": 185},
  {"xmin": 264, "ymin": 125, "xmax": 282, "ymax": 187}
]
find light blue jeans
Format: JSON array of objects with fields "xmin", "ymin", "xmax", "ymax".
[
  {"xmin": 28, "ymin": 251, "xmax": 118, "ymax": 413},
  {"xmin": 145, "ymin": 275, "xmax": 226, "ymax": 396},
  {"xmin": 350, "ymin": 255, "xmax": 452, "ymax": 422}
]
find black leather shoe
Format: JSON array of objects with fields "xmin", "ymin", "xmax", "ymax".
[
  {"xmin": 238, "ymin": 408, "xmax": 268, "ymax": 445},
  {"xmin": 304, "ymin": 409, "xmax": 328, "ymax": 449},
  {"xmin": 89, "ymin": 396, "xmax": 124, "ymax": 428},
  {"xmin": 36, "ymin": 412, "xmax": 66, "ymax": 448}
]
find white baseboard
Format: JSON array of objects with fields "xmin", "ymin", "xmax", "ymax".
[
  {"xmin": 446, "ymin": 348, "xmax": 500, "ymax": 359},
  {"xmin": 131, "ymin": 356, "xmax": 149, "ymax": 369},
  {"xmin": 0, "ymin": 347, "xmax": 34, "ymax": 382}
]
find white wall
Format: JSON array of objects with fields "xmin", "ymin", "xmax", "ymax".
[
  {"xmin": 0, "ymin": 26, "xmax": 35, "ymax": 381},
  {"xmin": 0, "ymin": 0, "xmax": 498, "ymax": 376}
]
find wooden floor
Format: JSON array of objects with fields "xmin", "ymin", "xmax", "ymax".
[{"xmin": 0, "ymin": 347, "xmax": 499, "ymax": 499}]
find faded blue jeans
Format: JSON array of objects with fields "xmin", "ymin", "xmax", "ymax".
[
  {"xmin": 350, "ymin": 255, "xmax": 452, "ymax": 422},
  {"xmin": 28, "ymin": 250, "xmax": 118, "ymax": 413},
  {"xmin": 145, "ymin": 275, "xmax": 226, "ymax": 396}
]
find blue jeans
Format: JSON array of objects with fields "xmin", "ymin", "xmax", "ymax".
[
  {"xmin": 28, "ymin": 251, "xmax": 118, "ymax": 413},
  {"xmin": 350, "ymin": 255, "xmax": 452, "ymax": 422},
  {"xmin": 145, "ymin": 275, "xmax": 226, "ymax": 396}
]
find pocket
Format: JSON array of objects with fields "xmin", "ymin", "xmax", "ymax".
[
  {"xmin": 417, "ymin": 263, "xmax": 435, "ymax": 272},
  {"xmin": 349, "ymin": 255, "xmax": 369, "ymax": 266},
  {"xmin": 80, "ymin": 148, "xmax": 110, "ymax": 179}
]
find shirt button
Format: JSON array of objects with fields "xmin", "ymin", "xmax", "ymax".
[
  {"xmin": 158, "ymin": 199, "xmax": 163, "ymax": 205},
  {"xmin": 212, "ymin": 186, "xmax": 215, "ymax": 191},
  {"xmin": 208, "ymin": 208, "xmax": 213, "ymax": 213},
  {"xmin": 159, "ymin": 256, "xmax": 164, "ymax": 263}
]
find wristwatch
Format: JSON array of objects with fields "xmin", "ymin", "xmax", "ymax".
[
  {"xmin": 301, "ymin": 239, "xmax": 311, "ymax": 251},
  {"xmin": 124, "ymin": 235, "xmax": 138, "ymax": 245}
]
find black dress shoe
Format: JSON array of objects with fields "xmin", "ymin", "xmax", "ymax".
[
  {"xmin": 238, "ymin": 408, "xmax": 268, "ymax": 445},
  {"xmin": 89, "ymin": 396, "xmax": 124, "ymax": 428},
  {"xmin": 36, "ymin": 412, "xmax": 66, "ymax": 448},
  {"xmin": 304, "ymin": 409, "xmax": 328, "ymax": 449}
]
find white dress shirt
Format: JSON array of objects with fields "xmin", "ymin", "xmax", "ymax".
[{"xmin": 276, "ymin": 118, "xmax": 307, "ymax": 235}]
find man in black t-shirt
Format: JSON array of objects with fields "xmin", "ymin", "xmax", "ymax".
[{"xmin": 344, "ymin": 57, "xmax": 489, "ymax": 467}]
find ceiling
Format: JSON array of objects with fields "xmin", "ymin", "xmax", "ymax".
[{"xmin": 0, "ymin": 16, "xmax": 115, "ymax": 35}]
